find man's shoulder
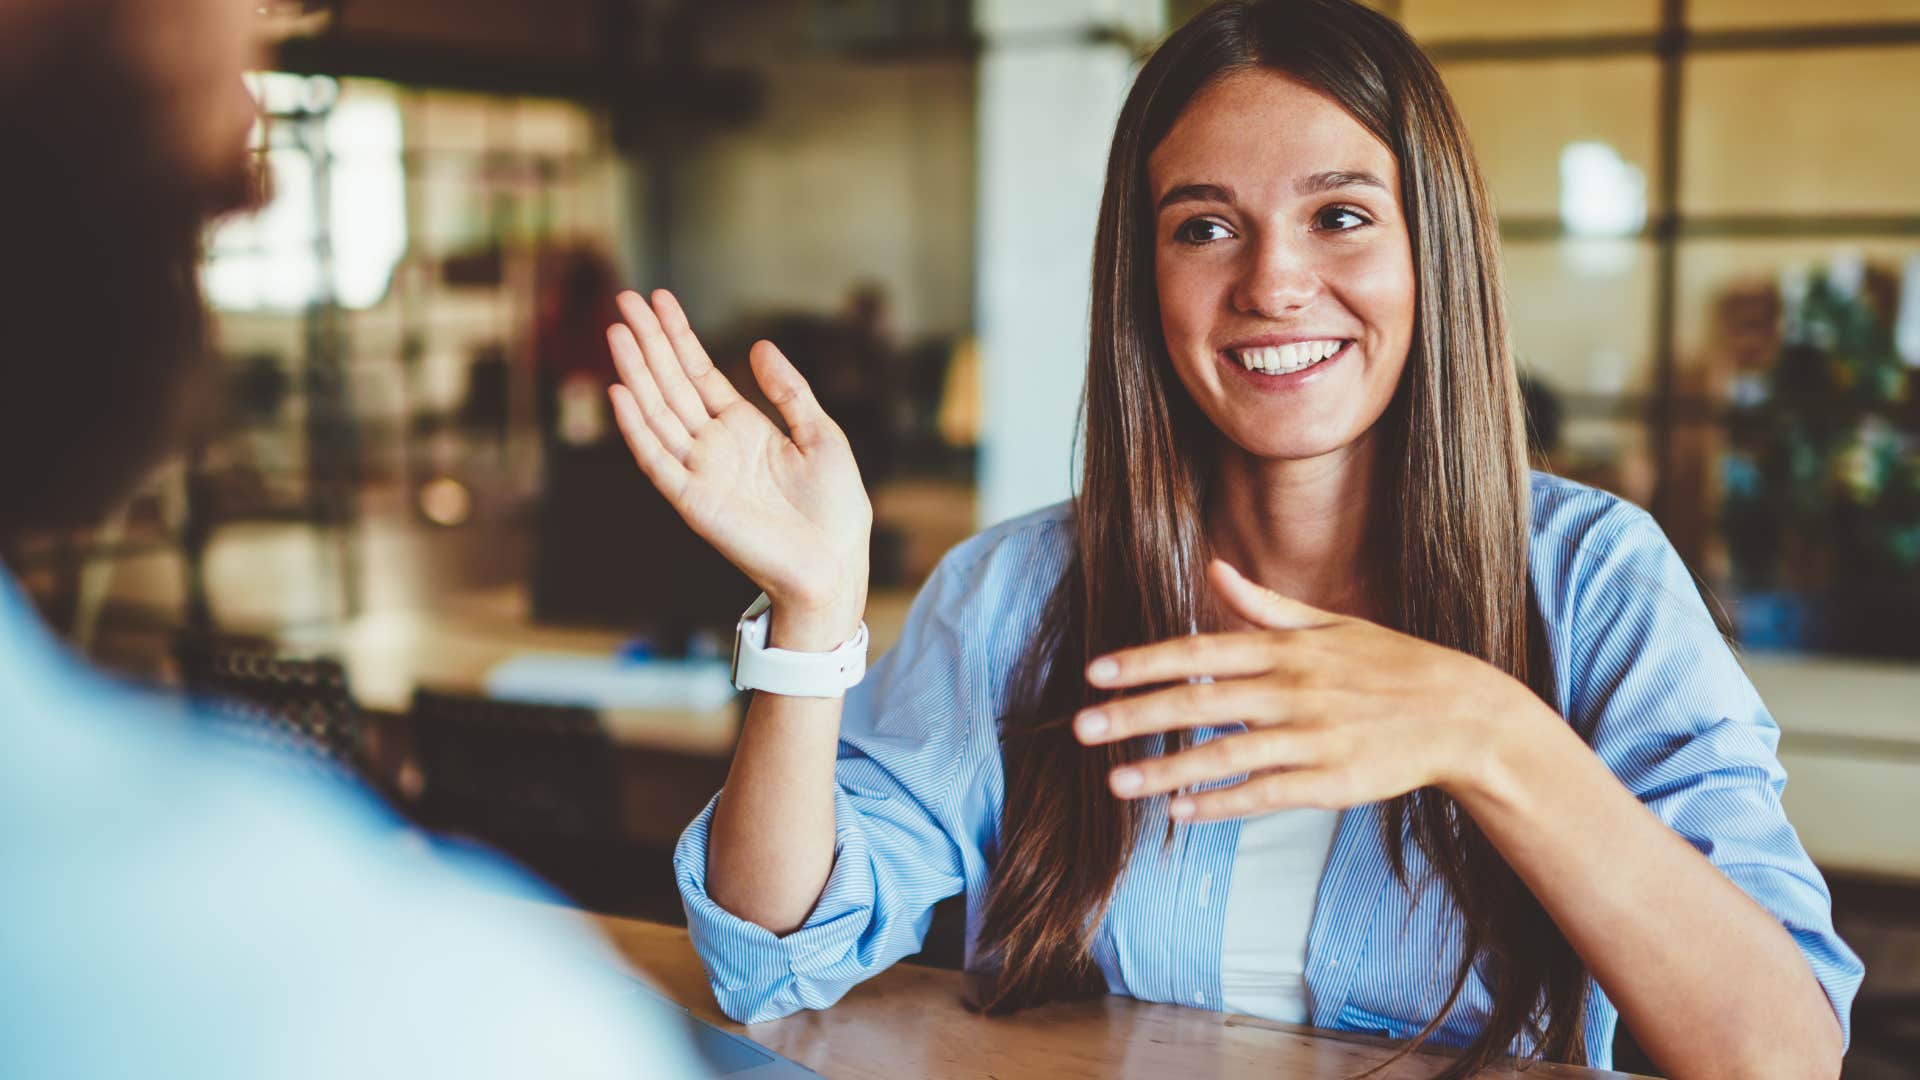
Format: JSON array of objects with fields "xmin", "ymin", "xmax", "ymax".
[{"xmin": 0, "ymin": 656, "xmax": 699, "ymax": 1078}]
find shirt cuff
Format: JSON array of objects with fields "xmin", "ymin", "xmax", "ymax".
[{"xmin": 673, "ymin": 786, "xmax": 878, "ymax": 1022}]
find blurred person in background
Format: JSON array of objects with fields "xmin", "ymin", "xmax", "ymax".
[
  {"xmin": 604, "ymin": 1, "xmax": 1858, "ymax": 1077},
  {"xmin": 1518, "ymin": 371, "xmax": 1564, "ymax": 465},
  {"xmin": 0, "ymin": 1, "xmax": 698, "ymax": 1076},
  {"xmin": 535, "ymin": 245, "xmax": 624, "ymax": 446},
  {"xmin": 833, "ymin": 281, "xmax": 902, "ymax": 475}
]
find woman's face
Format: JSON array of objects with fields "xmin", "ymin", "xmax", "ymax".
[{"xmin": 1148, "ymin": 68, "xmax": 1415, "ymax": 464}]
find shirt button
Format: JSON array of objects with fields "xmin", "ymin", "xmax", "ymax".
[
  {"xmin": 1330, "ymin": 959, "xmax": 1341, "ymax": 969},
  {"xmin": 1192, "ymin": 991, "xmax": 1205, "ymax": 1005}
]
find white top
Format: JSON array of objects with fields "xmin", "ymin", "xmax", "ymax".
[{"xmin": 1218, "ymin": 806, "xmax": 1342, "ymax": 1023}]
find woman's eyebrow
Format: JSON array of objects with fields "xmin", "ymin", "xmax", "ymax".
[
  {"xmin": 1156, "ymin": 170, "xmax": 1388, "ymax": 213},
  {"xmin": 1156, "ymin": 182, "xmax": 1234, "ymax": 212},
  {"xmin": 1294, "ymin": 169, "xmax": 1389, "ymax": 196}
]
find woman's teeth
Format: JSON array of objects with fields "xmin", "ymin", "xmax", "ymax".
[{"xmin": 1235, "ymin": 339, "xmax": 1346, "ymax": 375}]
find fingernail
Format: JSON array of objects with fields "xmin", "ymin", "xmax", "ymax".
[
  {"xmin": 1074, "ymin": 710, "xmax": 1108, "ymax": 741},
  {"xmin": 1110, "ymin": 767, "xmax": 1143, "ymax": 795},
  {"xmin": 1088, "ymin": 658, "xmax": 1118, "ymax": 683},
  {"xmin": 1169, "ymin": 798, "xmax": 1195, "ymax": 819}
]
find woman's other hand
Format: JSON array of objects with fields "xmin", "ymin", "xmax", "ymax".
[
  {"xmin": 607, "ymin": 289, "xmax": 871, "ymax": 645},
  {"xmin": 1072, "ymin": 558, "xmax": 1556, "ymax": 821}
]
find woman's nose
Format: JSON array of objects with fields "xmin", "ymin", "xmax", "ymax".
[{"xmin": 1231, "ymin": 236, "xmax": 1319, "ymax": 317}]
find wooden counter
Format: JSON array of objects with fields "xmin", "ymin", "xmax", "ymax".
[{"xmin": 591, "ymin": 915, "xmax": 1649, "ymax": 1080}]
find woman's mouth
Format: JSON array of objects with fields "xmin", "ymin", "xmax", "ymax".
[{"xmin": 1217, "ymin": 339, "xmax": 1353, "ymax": 388}]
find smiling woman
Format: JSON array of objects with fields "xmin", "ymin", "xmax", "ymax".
[
  {"xmin": 1149, "ymin": 71, "xmax": 1414, "ymax": 467},
  {"xmin": 977, "ymin": 1, "xmax": 1564, "ymax": 1065},
  {"xmin": 617, "ymin": 1, "xmax": 1864, "ymax": 1077}
]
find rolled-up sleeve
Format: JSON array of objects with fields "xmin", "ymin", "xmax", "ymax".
[
  {"xmin": 1562, "ymin": 504, "xmax": 1865, "ymax": 1048},
  {"xmin": 673, "ymin": 545, "xmax": 1002, "ymax": 1023}
]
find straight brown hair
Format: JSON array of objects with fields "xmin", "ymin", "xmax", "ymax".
[{"xmin": 974, "ymin": 2, "xmax": 1588, "ymax": 1076}]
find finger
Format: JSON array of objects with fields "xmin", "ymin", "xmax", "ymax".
[
  {"xmin": 1168, "ymin": 769, "xmax": 1349, "ymax": 822},
  {"xmin": 1086, "ymin": 631, "xmax": 1279, "ymax": 691},
  {"xmin": 1107, "ymin": 729, "xmax": 1320, "ymax": 799},
  {"xmin": 1209, "ymin": 558, "xmax": 1342, "ymax": 631},
  {"xmin": 651, "ymin": 288, "xmax": 743, "ymax": 415},
  {"xmin": 1074, "ymin": 675, "xmax": 1294, "ymax": 745},
  {"xmin": 616, "ymin": 290, "xmax": 709, "ymax": 434},
  {"xmin": 606, "ymin": 324, "xmax": 692, "ymax": 458},
  {"xmin": 609, "ymin": 385, "xmax": 690, "ymax": 500},
  {"xmin": 748, "ymin": 339, "xmax": 839, "ymax": 450}
]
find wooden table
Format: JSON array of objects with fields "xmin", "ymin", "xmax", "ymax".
[{"xmin": 591, "ymin": 916, "xmax": 1648, "ymax": 1080}]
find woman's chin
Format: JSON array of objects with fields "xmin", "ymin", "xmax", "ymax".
[
  {"xmin": 1206, "ymin": 406, "xmax": 1371, "ymax": 461},
  {"xmin": 1223, "ymin": 433, "xmax": 1364, "ymax": 464}
]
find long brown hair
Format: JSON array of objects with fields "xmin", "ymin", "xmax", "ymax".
[{"xmin": 975, "ymin": 2, "xmax": 1588, "ymax": 1075}]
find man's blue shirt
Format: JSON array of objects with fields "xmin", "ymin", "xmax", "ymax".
[{"xmin": 0, "ymin": 571, "xmax": 699, "ymax": 1079}]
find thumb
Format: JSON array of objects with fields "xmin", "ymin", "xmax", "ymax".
[
  {"xmin": 749, "ymin": 339, "xmax": 836, "ymax": 449},
  {"xmin": 1208, "ymin": 558, "xmax": 1341, "ymax": 631}
]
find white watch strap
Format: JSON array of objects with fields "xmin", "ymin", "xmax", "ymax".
[{"xmin": 730, "ymin": 592, "xmax": 869, "ymax": 698}]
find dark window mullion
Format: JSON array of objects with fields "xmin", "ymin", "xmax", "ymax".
[{"xmin": 1425, "ymin": 21, "xmax": 1920, "ymax": 64}]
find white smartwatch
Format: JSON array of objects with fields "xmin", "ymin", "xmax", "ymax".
[{"xmin": 729, "ymin": 592, "xmax": 869, "ymax": 698}]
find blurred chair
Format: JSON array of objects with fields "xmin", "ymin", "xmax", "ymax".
[
  {"xmin": 172, "ymin": 634, "xmax": 373, "ymax": 787},
  {"xmin": 1853, "ymin": 988, "xmax": 1920, "ymax": 1067},
  {"xmin": 406, "ymin": 690, "xmax": 644, "ymax": 911},
  {"xmin": 408, "ymin": 689, "xmax": 620, "ymax": 840}
]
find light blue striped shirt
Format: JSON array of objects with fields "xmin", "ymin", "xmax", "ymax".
[{"xmin": 675, "ymin": 472, "xmax": 1863, "ymax": 1068}]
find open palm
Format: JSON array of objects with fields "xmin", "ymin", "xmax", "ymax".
[{"xmin": 605, "ymin": 289, "xmax": 871, "ymax": 618}]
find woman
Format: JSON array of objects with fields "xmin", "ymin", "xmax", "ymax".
[{"xmin": 607, "ymin": 2, "xmax": 1860, "ymax": 1075}]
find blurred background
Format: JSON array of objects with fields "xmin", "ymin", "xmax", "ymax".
[{"xmin": 3, "ymin": 1, "xmax": 1916, "ymax": 1074}]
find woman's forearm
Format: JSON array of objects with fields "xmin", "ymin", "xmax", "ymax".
[
  {"xmin": 704, "ymin": 603, "xmax": 861, "ymax": 935},
  {"xmin": 1447, "ymin": 703, "xmax": 1843, "ymax": 1079}
]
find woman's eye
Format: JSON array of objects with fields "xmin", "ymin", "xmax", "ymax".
[
  {"xmin": 1316, "ymin": 206, "xmax": 1371, "ymax": 232},
  {"xmin": 1174, "ymin": 219, "xmax": 1231, "ymax": 245}
]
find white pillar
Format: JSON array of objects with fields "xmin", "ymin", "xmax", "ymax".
[{"xmin": 972, "ymin": 0, "xmax": 1165, "ymax": 528}]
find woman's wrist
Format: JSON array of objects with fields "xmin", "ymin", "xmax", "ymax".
[
  {"xmin": 1439, "ymin": 677, "xmax": 1572, "ymax": 814},
  {"xmin": 766, "ymin": 579, "xmax": 868, "ymax": 652}
]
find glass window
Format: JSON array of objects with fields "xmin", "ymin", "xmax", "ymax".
[
  {"xmin": 1399, "ymin": 0, "xmax": 1660, "ymax": 39},
  {"xmin": 1689, "ymin": 0, "xmax": 1920, "ymax": 29},
  {"xmin": 412, "ymin": 164, "xmax": 498, "ymax": 254},
  {"xmin": 1504, "ymin": 238, "xmax": 1659, "ymax": 396},
  {"xmin": 1682, "ymin": 46, "xmax": 1920, "ymax": 215},
  {"xmin": 205, "ymin": 77, "xmax": 406, "ymax": 312},
  {"xmin": 1438, "ymin": 58, "xmax": 1661, "ymax": 218},
  {"xmin": 514, "ymin": 97, "xmax": 598, "ymax": 157},
  {"xmin": 410, "ymin": 89, "xmax": 504, "ymax": 155},
  {"xmin": 1549, "ymin": 417, "xmax": 1658, "ymax": 510}
]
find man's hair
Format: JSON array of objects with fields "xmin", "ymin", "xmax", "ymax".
[{"xmin": 0, "ymin": 1, "xmax": 254, "ymax": 539}]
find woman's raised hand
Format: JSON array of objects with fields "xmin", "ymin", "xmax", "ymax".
[{"xmin": 606, "ymin": 289, "xmax": 871, "ymax": 644}]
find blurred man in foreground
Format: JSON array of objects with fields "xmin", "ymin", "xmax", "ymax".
[{"xmin": 0, "ymin": 1, "xmax": 699, "ymax": 1075}]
